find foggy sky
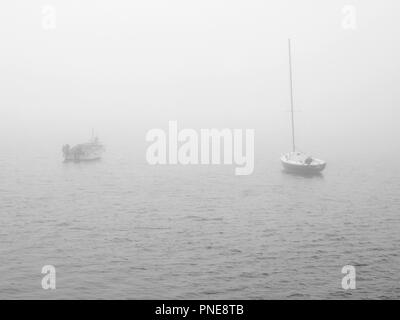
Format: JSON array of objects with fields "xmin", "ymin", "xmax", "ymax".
[{"xmin": 0, "ymin": 1, "xmax": 399, "ymax": 158}]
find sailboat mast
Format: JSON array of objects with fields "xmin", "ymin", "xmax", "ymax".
[{"xmin": 288, "ymin": 39, "xmax": 295, "ymax": 152}]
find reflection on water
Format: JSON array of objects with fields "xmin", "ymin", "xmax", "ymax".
[{"xmin": 281, "ymin": 170, "xmax": 324, "ymax": 179}]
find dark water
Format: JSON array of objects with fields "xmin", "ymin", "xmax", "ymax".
[{"xmin": 1, "ymin": 144, "xmax": 399, "ymax": 299}]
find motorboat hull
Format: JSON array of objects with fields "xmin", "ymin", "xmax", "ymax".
[
  {"xmin": 62, "ymin": 139, "xmax": 105, "ymax": 162},
  {"xmin": 64, "ymin": 154, "xmax": 102, "ymax": 162}
]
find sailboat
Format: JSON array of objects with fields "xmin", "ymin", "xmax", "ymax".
[{"xmin": 281, "ymin": 39, "xmax": 326, "ymax": 174}]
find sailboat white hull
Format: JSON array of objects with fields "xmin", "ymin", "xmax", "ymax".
[
  {"xmin": 281, "ymin": 159, "xmax": 326, "ymax": 174},
  {"xmin": 281, "ymin": 152, "xmax": 326, "ymax": 174}
]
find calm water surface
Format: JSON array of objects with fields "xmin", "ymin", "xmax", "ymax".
[{"xmin": 1, "ymin": 146, "xmax": 399, "ymax": 299}]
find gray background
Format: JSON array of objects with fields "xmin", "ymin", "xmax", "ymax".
[{"xmin": 0, "ymin": 1, "xmax": 399, "ymax": 299}]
